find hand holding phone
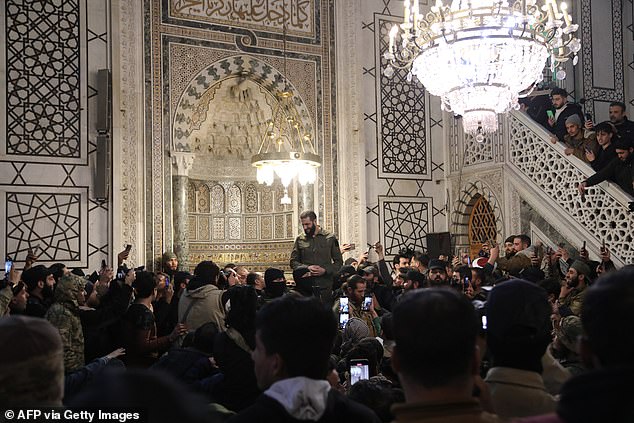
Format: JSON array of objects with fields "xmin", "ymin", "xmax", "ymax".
[
  {"xmin": 349, "ymin": 359, "xmax": 370, "ymax": 385},
  {"xmin": 361, "ymin": 295, "xmax": 372, "ymax": 311},
  {"xmin": 4, "ymin": 256, "xmax": 13, "ymax": 274}
]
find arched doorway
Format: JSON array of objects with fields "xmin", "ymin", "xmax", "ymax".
[{"xmin": 468, "ymin": 195, "xmax": 497, "ymax": 258}]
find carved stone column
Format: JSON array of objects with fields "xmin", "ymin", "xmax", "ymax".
[{"xmin": 171, "ymin": 151, "xmax": 195, "ymax": 270}]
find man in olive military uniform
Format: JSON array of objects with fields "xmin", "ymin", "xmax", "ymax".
[{"xmin": 290, "ymin": 210, "xmax": 343, "ymax": 305}]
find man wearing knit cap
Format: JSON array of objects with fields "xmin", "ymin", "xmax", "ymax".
[
  {"xmin": 0, "ymin": 316, "xmax": 64, "ymax": 407},
  {"xmin": 557, "ymin": 260, "xmax": 591, "ymax": 317},
  {"xmin": 556, "ymin": 114, "xmax": 598, "ymax": 163}
]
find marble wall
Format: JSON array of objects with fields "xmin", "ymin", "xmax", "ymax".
[{"xmin": 1, "ymin": 0, "xmax": 112, "ymax": 272}]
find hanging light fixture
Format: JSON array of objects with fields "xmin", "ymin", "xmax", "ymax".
[
  {"xmin": 251, "ymin": 7, "xmax": 321, "ymax": 204},
  {"xmin": 385, "ymin": 0, "xmax": 580, "ymax": 137}
]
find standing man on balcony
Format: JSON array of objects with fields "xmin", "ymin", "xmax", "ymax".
[
  {"xmin": 290, "ymin": 211, "xmax": 343, "ymax": 305},
  {"xmin": 578, "ymin": 137, "xmax": 634, "ymax": 198},
  {"xmin": 609, "ymin": 101, "xmax": 634, "ymax": 140},
  {"xmin": 547, "ymin": 88, "xmax": 584, "ymax": 142}
]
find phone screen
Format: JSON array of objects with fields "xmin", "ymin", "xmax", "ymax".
[
  {"xmin": 546, "ymin": 110, "xmax": 554, "ymax": 119},
  {"xmin": 464, "ymin": 277, "xmax": 470, "ymax": 292},
  {"xmin": 4, "ymin": 259, "xmax": 13, "ymax": 274},
  {"xmin": 339, "ymin": 297, "xmax": 349, "ymax": 313},
  {"xmin": 350, "ymin": 360, "xmax": 370, "ymax": 385},
  {"xmin": 361, "ymin": 296, "xmax": 372, "ymax": 311},
  {"xmin": 481, "ymin": 315, "xmax": 488, "ymax": 330},
  {"xmin": 339, "ymin": 312, "xmax": 349, "ymax": 330}
]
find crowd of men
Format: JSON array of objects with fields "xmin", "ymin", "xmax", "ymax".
[
  {"xmin": 1, "ymin": 209, "xmax": 633, "ymax": 422},
  {"xmin": 523, "ymin": 88, "xmax": 634, "ymax": 200}
]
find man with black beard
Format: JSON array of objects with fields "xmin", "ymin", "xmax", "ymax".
[
  {"xmin": 426, "ymin": 259, "xmax": 449, "ymax": 287},
  {"xmin": 556, "ymin": 260, "xmax": 591, "ymax": 317},
  {"xmin": 22, "ymin": 265, "xmax": 56, "ymax": 318},
  {"xmin": 290, "ymin": 211, "xmax": 343, "ymax": 304}
]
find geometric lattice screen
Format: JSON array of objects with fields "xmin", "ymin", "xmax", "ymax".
[
  {"xmin": 5, "ymin": 0, "xmax": 81, "ymax": 158},
  {"xmin": 379, "ymin": 196, "xmax": 431, "ymax": 256},
  {"xmin": 468, "ymin": 195, "xmax": 497, "ymax": 256},
  {"xmin": 5, "ymin": 192, "xmax": 81, "ymax": 261}
]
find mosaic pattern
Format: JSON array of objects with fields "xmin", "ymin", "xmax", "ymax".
[
  {"xmin": 379, "ymin": 197, "xmax": 431, "ymax": 257},
  {"xmin": 227, "ymin": 185, "xmax": 241, "ymax": 213},
  {"xmin": 376, "ymin": 17, "xmax": 428, "ymax": 178},
  {"xmin": 228, "ymin": 217, "xmax": 241, "ymax": 239},
  {"xmin": 6, "ymin": 192, "xmax": 81, "ymax": 261},
  {"xmin": 197, "ymin": 184, "xmax": 210, "ymax": 213},
  {"xmin": 213, "ymin": 217, "xmax": 225, "ymax": 240},
  {"xmin": 198, "ymin": 216, "xmax": 210, "ymax": 240},
  {"xmin": 188, "ymin": 216, "xmax": 197, "ymax": 240},
  {"xmin": 245, "ymin": 216, "xmax": 258, "ymax": 240},
  {"xmin": 261, "ymin": 215, "xmax": 273, "ymax": 239},
  {"xmin": 245, "ymin": 183, "xmax": 258, "ymax": 213},
  {"xmin": 211, "ymin": 185, "xmax": 225, "ymax": 213},
  {"xmin": 274, "ymin": 214, "xmax": 285, "ymax": 239},
  {"xmin": 508, "ymin": 113, "xmax": 634, "ymax": 264},
  {"xmin": 5, "ymin": 0, "xmax": 82, "ymax": 158}
]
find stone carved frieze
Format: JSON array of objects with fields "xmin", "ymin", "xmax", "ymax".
[{"xmin": 168, "ymin": 0, "xmax": 316, "ymax": 37}]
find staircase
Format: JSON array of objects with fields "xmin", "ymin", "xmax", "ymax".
[{"xmin": 503, "ymin": 111, "xmax": 634, "ymax": 267}]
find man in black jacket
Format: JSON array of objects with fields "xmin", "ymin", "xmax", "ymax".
[
  {"xmin": 229, "ymin": 295, "xmax": 380, "ymax": 423},
  {"xmin": 578, "ymin": 137, "xmax": 634, "ymax": 197},
  {"xmin": 585, "ymin": 121, "xmax": 617, "ymax": 172},
  {"xmin": 547, "ymin": 88, "xmax": 584, "ymax": 142}
]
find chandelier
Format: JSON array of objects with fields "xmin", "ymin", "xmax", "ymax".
[
  {"xmin": 251, "ymin": 90, "xmax": 321, "ymax": 204},
  {"xmin": 251, "ymin": 8, "xmax": 320, "ymax": 205},
  {"xmin": 385, "ymin": 0, "xmax": 580, "ymax": 137}
]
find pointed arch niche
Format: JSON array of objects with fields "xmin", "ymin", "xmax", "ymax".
[
  {"xmin": 451, "ymin": 180, "xmax": 504, "ymax": 259},
  {"xmin": 175, "ymin": 56, "xmax": 317, "ymax": 271}
]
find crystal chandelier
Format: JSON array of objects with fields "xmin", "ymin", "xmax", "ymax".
[
  {"xmin": 251, "ymin": 12, "xmax": 321, "ymax": 205},
  {"xmin": 385, "ymin": 0, "xmax": 580, "ymax": 137}
]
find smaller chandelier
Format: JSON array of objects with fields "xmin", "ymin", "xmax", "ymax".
[
  {"xmin": 251, "ymin": 91, "xmax": 321, "ymax": 204},
  {"xmin": 385, "ymin": 0, "xmax": 581, "ymax": 136}
]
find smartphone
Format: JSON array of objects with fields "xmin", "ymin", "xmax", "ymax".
[
  {"xmin": 481, "ymin": 315, "xmax": 488, "ymax": 330},
  {"xmin": 339, "ymin": 312, "xmax": 349, "ymax": 330},
  {"xmin": 339, "ymin": 296, "xmax": 349, "ymax": 313},
  {"xmin": 463, "ymin": 277, "xmax": 470, "ymax": 292},
  {"xmin": 101, "ymin": 259, "xmax": 107, "ymax": 269},
  {"xmin": 4, "ymin": 256, "xmax": 13, "ymax": 274},
  {"xmin": 348, "ymin": 243, "xmax": 356, "ymax": 251},
  {"xmin": 584, "ymin": 113, "xmax": 592, "ymax": 122},
  {"xmin": 350, "ymin": 359, "xmax": 370, "ymax": 385},
  {"xmin": 582, "ymin": 241, "xmax": 586, "ymax": 251},
  {"xmin": 546, "ymin": 110, "xmax": 554, "ymax": 119},
  {"xmin": 361, "ymin": 295, "xmax": 372, "ymax": 311},
  {"xmin": 125, "ymin": 244, "xmax": 132, "ymax": 252},
  {"xmin": 165, "ymin": 276, "xmax": 170, "ymax": 287},
  {"xmin": 601, "ymin": 240, "xmax": 606, "ymax": 253}
]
